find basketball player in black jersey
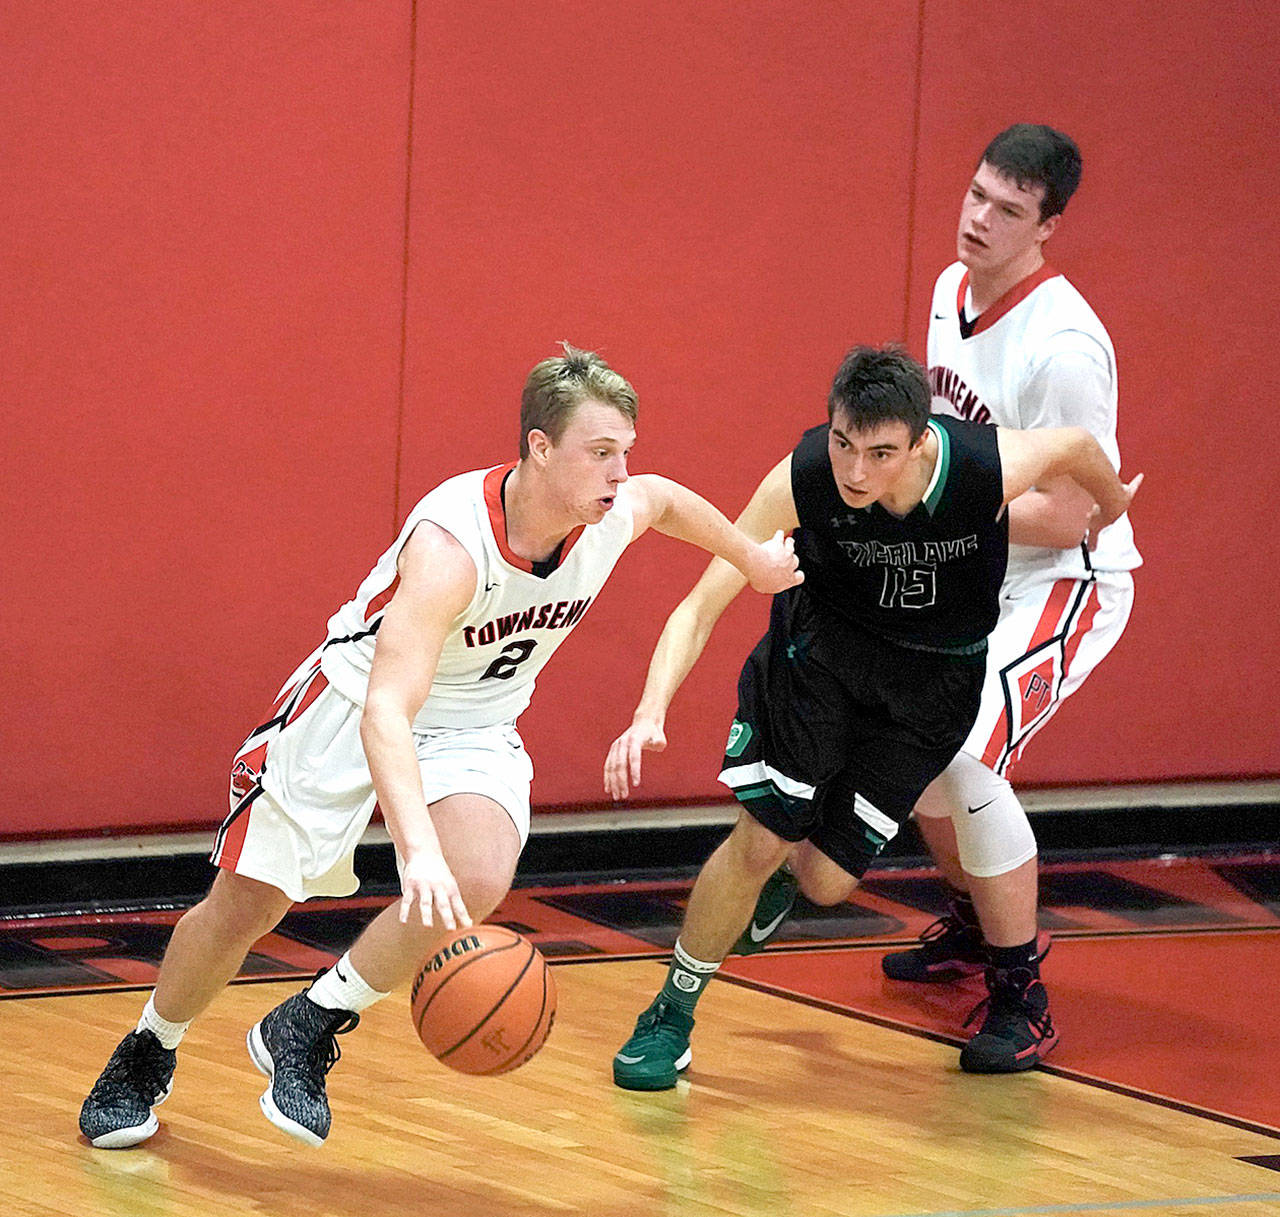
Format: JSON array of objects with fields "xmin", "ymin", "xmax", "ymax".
[{"xmin": 605, "ymin": 345, "xmax": 1141, "ymax": 1091}]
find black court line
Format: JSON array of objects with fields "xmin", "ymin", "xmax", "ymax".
[
  {"xmin": 713, "ymin": 922, "xmax": 1280, "ymax": 956},
  {"xmin": 712, "ymin": 969, "xmax": 1280, "ymax": 1144},
  {"xmin": 4, "ymin": 921, "xmax": 1277, "ymax": 999}
]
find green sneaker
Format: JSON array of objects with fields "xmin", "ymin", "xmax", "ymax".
[
  {"xmin": 733, "ymin": 867, "xmax": 799, "ymax": 955},
  {"xmin": 612, "ymin": 999, "xmax": 695, "ymax": 1091}
]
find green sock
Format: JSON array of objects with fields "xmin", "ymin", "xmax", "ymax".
[{"xmin": 657, "ymin": 940, "xmax": 721, "ymax": 1015}]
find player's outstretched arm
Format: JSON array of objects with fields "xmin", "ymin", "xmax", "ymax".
[
  {"xmin": 996, "ymin": 426, "xmax": 1142, "ymax": 534},
  {"xmin": 627, "ymin": 472, "xmax": 803, "ymax": 594},
  {"xmin": 605, "ymin": 458, "xmax": 799, "ymax": 800},
  {"xmin": 361, "ymin": 522, "xmax": 477, "ymax": 930}
]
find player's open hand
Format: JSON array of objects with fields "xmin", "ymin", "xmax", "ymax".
[
  {"xmin": 604, "ymin": 716, "xmax": 667, "ymax": 800},
  {"xmin": 746, "ymin": 530, "xmax": 804, "ymax": 594},
  {"xmin": 1088, "ymin": 472, "xmax": 1144, "ymax": 543},
  {"xmin": 398, "ymin": 848, "xmax": 472, "ymax": 931}
]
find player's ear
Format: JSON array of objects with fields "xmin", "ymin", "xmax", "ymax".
[
  {"xmin": 1037, "ymin": 212, "xmax": 1060, "ymax": 245},
  {"xmin": 526, "ymin": 428, "xmax": 552, "ymax": 464}
]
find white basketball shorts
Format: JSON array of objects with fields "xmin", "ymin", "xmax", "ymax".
[
  {"xmin": 964, "ymin": 570, "xmax": 1134, "ymax": 777},
  {"xmin": 210, "ymin": 652, "xmax": 533, "ymax": 901}
]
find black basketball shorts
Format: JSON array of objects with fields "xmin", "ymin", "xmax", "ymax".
[{"xmin": 718, "ymin": 590, "xmax": 984, "ymax": 879}]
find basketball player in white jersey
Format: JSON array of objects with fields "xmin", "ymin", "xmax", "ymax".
[
  {"xmin": 79, "ymin": 344, "xmax": 802, "ymax": 1149},
  {"xmin": 879, "ymin": 125, "xmax": 1141, "ymax": 1071}
]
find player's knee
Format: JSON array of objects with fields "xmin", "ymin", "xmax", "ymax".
[
  {"xmin": 794, "ymin": 869, "xmax": 857, "ymax": 906},
  {"xmin": 946, "ymin": 753, "xmax": 1037, "ymax": 878},
  {"xmin": 791, "ymin": 842, "xmax": 859, "ymax": 905},
  {"xmin": 200, "ymin": 869, "xmax": 293, "ymax": 940},
  {"xmin": 913, "ymin": 771, "xmax": 956, "ymax": 820},
  {"xmin": 453, "ymin": 863, "xmax": 516, "ymax": 923},
  {"xmin": 724, "ymin": 814, "xmax": 793, "ymax": 879}
]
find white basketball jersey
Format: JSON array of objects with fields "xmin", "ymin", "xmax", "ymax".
[
  {"xmin": 927, "ymin": 261, "xmax": 1140, "ymax": 581},
  {"xmin": 320, "ymin": 464, "xmax": 635, "ymax": 729}
]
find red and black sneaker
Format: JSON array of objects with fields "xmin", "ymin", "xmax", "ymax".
[
  {"xmin": 881, "ymin": 907, "xmax": 987, "ymax": 982},
  {"xmin": 959, "ymin": 965, "xmax": 1059, "ymax": 1073}
]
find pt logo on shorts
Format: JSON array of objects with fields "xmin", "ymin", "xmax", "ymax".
[
  {"xmin": 725, "ymin": 719, "xmax": 752, "ymax": 758},
  {"xmin": 1019, "ymin": 665, "xmax": 1054, "ymax": 715}
]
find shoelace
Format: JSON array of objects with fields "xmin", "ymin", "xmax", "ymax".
[
  {"xmin": 962, "ymin": 970, "xmax": 1051, "ymax": 1036},
  {"xmin": 635, "ymin": 1001, "xmax": 685, "ymax": 1038},
  {"xmin": 301, "ymin": 1011, "xmax": 360, "ymax": 1096},
  {"xmin": 100, "ymin": 1033, "xmax": 171, "ymax": 1101},
  {"xmin": 919, "ymin": 913, "xmax": 964, "ymax": 943}
]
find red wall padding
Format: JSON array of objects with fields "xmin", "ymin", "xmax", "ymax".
[{"xmin": 2, "ymin": 2, "xmax": 1276, "ymax": 838}]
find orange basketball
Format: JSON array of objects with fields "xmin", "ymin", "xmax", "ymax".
[{"xmin": 409, "ymin": 925, "xmax": 556, "ymax": 1075}]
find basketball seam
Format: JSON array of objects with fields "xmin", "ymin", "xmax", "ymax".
[
  {"xmin": 412, "ymin": 930, "xmax": 523, "ymax": 1038},
  {"xmin": 435, "ymin": 940, "xmax": 536, "ymax": 1059},
  {"xmin": 478, "ymin": 964, "xmax": 556, "ymax": 1076}
]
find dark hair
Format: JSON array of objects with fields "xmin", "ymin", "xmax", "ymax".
[
  {"xmin": 828, "ymin": 345, "xmax": 931, "ymax": 443},
  {"xmin": 980, "ymin": 124, "xmax": 1082, "ymax": 221}
]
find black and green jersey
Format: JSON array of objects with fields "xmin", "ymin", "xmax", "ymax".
[{"xmin": 789, "ymin": 414, "xmax": 1007, "ymax": 653}]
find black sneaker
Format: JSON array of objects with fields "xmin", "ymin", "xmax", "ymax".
[
  {"xmin": 247, "ymin": 989, "xmax": 359, "ymax": 1146},
  {"xmin": 959, "ymin": 966, "xmax": 1059, "ymax": 1073},
  {"xmin": 79, "ymin": 1030, "xmax": 176, "ymax": 1148},
  {"xmin": 881, "ymin": 907, "xmax": 987, "ymax": 982},
  {"xmin": 733, "ymin": 868, "xmax": 800, "ymax": 955}
]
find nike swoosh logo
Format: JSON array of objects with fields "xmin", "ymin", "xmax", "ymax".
[
  {"xmin": 934, "ymin": 312, "xmax": 947, "ymax": 319},
  {"xmin": 967, "ymin": 798, "xmax": 995, "ymax": 815},
  {"xmin": 484, "ymin": 582, "xmax": 498, "ymax": 592},
  {"xmin": 335, "ymin": 966, "xmax": 348, "ymax": 983},
  {"xmin": 615, "ymin": 1053, "xmax": 645, "ymax": 1065},
  {"xmin": 748, "ymin": 908, "xmax": 789, "ymax": 943}
]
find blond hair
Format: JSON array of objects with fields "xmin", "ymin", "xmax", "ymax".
[{"xmin": 519, "ymin": 343, "xmax": 638, "ymax": 458}]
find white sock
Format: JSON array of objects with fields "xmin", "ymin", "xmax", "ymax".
[
  {"xmin": 137, "ymin": 994, "xmax": 190, "ymax": 1050},
  {"xmin": 307, "ymin": 952, "xmax": 389, "ymax": 1013}
]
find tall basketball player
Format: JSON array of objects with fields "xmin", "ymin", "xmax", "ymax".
[{"xmin": 880, "ymin": 125, "xmax": 1142, "ymax": 1072}]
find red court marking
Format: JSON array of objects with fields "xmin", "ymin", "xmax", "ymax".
[{"xmin": 723, "ymin": 929, "xmax": 1280, "ymax": 1131}]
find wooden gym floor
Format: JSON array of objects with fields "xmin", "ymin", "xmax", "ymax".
[{"xmin": 3, "ymin": 852, "xmax": 1278, "ymax": 1217}]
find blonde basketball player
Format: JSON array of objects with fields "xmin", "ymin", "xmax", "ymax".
[{"xmin": 79, "ymin": 344, "xmax": 802, "ymax": 1149}]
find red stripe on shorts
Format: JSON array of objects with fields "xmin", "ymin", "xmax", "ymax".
[
  {"xmin": 214, "ymin": 800, "xmax": 252, "ymax": 871},
  {"xmin": 979, "ymin": 578, "xmax": 1075, "ymax": 769},
  {"xmin": 284, "ymin": 667, "xmax": 329, "ymax": 726},
  {"xmin": 270, "ymin": 673, "xmax": 304, "ymax": 716},
  {"xmin": 1062, "ymin": 583, "xmax": 1101, "ymax": 677}
]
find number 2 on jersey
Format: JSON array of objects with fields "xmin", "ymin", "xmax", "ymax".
[{"xmin": 481, "ymin": 639, "xmax": 538, "ymax": 681}]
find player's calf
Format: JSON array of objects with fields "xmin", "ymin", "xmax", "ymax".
[{"xmin": 732, "ymin": 867, "xmax": 800, "ymax": 955}]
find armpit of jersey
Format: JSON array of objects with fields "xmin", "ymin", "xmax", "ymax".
[{"xmin": 1021, "ymin": 342, "xmax": 1114, "ymax": 434}]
